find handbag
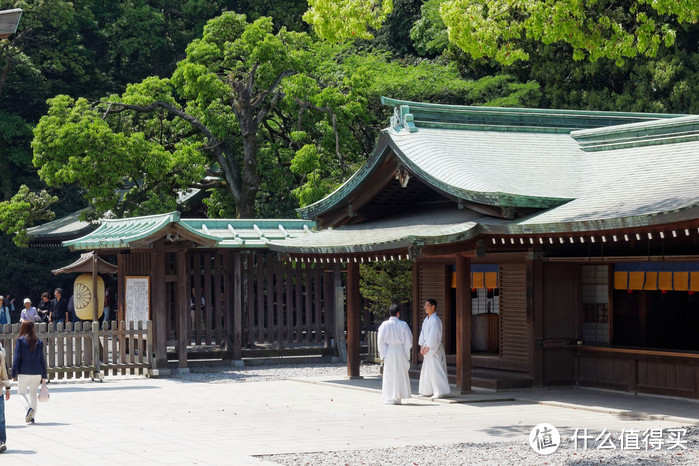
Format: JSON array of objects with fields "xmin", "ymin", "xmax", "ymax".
[{"xmin": 38, "ymin": 380, "xmax": 49, "ymax": 402}]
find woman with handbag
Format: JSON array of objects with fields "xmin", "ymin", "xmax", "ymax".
[{"xmin": 12, "ymin": 321, "xmax": 48, "ymax": 424}]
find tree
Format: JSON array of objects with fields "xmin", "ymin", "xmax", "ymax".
[
  {"xmin": 32, "ymin": 12, "xmax": 313, "ymax": 219},
  {"xmin": 304, "ymin": 0, "xmax": 394, "ymax": 42},
  {"xmin": 360, "ymin": 260, "xmax": 413, "ymax": 319},
  {"xmin": 305, "ymin": 0, "xmax": 699, "ymax": 65},
  {"xmin": 284, "ymin": 49, "xmax": 542, "ymax": 208}
]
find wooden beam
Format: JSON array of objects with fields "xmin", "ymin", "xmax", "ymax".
[
  {"xmin": 455, "ymin": 255, "xmax": 471, "ymax": 392},
  {"xmin": 346, "ymin": 261, "xmax": 361, "ymax": 378}
]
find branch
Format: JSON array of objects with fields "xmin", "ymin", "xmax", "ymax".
[
  {"xmin": 98, "ymin": 100, "xmax": 243, "ymax": 200},
  {"xmin": 294, "ymin": 98, "xmax": 345, "ymax": 171},
  {"xmin": 250, "ymin": 69, "xmax": 296, "ymax": 109},
  {"xmin": 192, "ymin": 180, "xmax": 224, "ymax": 190}
]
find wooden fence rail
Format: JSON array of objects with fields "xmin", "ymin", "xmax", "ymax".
[{"xmin": 0, "ymin": 320, "xmax": 153, "ymax": 381}]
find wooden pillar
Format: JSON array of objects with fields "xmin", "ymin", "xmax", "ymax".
[
  {"xmin": 333, "ymin": 263, "xmax": 347, "ymax": 362},
  {"xmin": 176, "ymin": 250, "xmax": 189, "ymax": 369},
  {"xmin": 346, "ymin": 261, "xmax": 361, "ymax": 378},
  {"xmin": 412, "ymin": 263, "xmax": 420, "ymax": 366},
  {"xmin": 531, "ymin": 260, "xmax": 545, "ymax": 387},
  {"xmin": 92, "ymin": 252, "xmax": 99, "ymax": 322},
  {"xmin": 455, "ymin": 255, "xmax": 471, "ymax": 393},
  {"xmin": 117, "ymin": 253, "xmax": 126, "ymax": 321},
  {"xmin": 151, "ymin": 240, "xmax": 168, "ymax": 368},
  {"xmin": 323, "ymin": 267, "xmax": 334, "ymax": 348},
  {"xmin": 232, "ymin": 251, "xmax": 242, "ymax": 359}
]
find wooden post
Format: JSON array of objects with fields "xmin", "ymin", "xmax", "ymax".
[
  {"xmin": 455, "ymin": 254, "xmax": 471, "ymax": 393},
  {"xmin": 323, "ymin": 267, "xmax": 333, "ymax": 348},
  {"xmin": 176, "ymin": 250, "xmax": 189, "ymax": 370},
  {"xmin": 92, "ymin": 252, "xmax": 99, "ymax": 322},
  {"xmin": 332, "ymin": 263, "xmax": 346, "ymax": 363},
  {"xmin": 412, "ymin": 263, "xmax": 420, "ymax": 366},
  {"xmin": 232, "ymin": 251, "xmax": 242, "ymax": 359},
  {"xmin": 224, "ymin": 251, "xmax": 235, "ymax": 354},
  {"xmin": 151, "ymin": 240, "xmax": 168, "ymax": 369},
  {"xmin": 346, "ymin": 261, "xmax": 361, "ymax": 378},
  {"xmin": 117, "ymin": 254, "xmax": 126, "ymax": 321}
]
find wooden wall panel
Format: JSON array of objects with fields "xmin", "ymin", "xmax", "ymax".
[
  {"xmin": 418, "ymin": 263, "xmax": 448, "ymax": 345},
  {"xmin": 499, "ymin": 263, "xmax": 530, "ymax": 372}
]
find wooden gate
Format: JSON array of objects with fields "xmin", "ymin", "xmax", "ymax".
[{"xmin": 240, "ymin": 253, "xmax": 326, "ymax": 348}]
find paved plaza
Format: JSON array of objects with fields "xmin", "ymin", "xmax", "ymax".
[{"xmin": 0, "ymin": 371, "xmax": 698, "ymax": 465}]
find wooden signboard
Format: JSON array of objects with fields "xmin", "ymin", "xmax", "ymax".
[{"xmin": 125, "ymin": 276, "xmax": 150, "ymax": 322}]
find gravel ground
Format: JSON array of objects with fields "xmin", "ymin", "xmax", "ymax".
[
  {"xmin": 171, "ymin": 363, "xmax": 699, "ymax": 465},
  {"xmin": 260, "ymin": 430, "xmax": 699, "ymax": 466},
  {"xmin": 170, "ymin": 362, "xmax": 381, "ymax": 384}
]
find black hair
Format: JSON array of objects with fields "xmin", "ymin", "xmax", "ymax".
[
  {"xmin": 388, "ymin": 304, "xmax": 399, "ymax": 316},
  {"xmin": 426, "ymin": 298, "xmax": 437, "ymax": 308}
]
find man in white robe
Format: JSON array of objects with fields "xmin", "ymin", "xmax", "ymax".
[
  {"xmin": 377, "ymin": 304, "xmax": 412, "ymax": 405},
  {"xmin": 418, "ymin": 298, "xmax": 451, "ymax": 398}
]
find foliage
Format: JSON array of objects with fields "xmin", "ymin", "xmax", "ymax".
[
  {"xmin": 285, "ymin": 50, "xmax": 542, "ymax": 208},
  {"xmin": 304, "ymin": 0, "xmax": 394, "ymax": 42},
  {"xmin": 30, "ymin": 12, "xmax": 315, "ymax": 219},
  {"xmin": 359, "ymin": 260, "xmax": 412, "ymax": 318},
  {"xmin": 32, "ymin": 88, "xmax": 208, "ymax": 219},
  {"xmin": 410, "ymin": 0, "xmax": 449, "ymax": 57},
  {"xmin": 0, "ymin": 185, "xmax": 57, "ymax": 246},
  {"xmin": 307, "ymin": 0, "xmax": 699, "ymax": 66}
]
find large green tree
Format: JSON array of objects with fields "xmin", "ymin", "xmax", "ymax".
[{"xmin": 32, "ymin": 12, "xmax": 317, "ymax": 219}]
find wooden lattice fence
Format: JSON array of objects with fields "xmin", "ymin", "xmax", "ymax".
[{"xmin": 0, "ymin": 320, "xmax": 153, "ymax": 380}]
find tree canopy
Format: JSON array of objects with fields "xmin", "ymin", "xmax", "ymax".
[{"xmin": 306, "ymin": 0, "xmax": 699, "ymax": 65}]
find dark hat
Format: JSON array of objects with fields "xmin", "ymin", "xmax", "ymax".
[{"xmin": 54, "ymin": 288, "xmax": 63, "ymax": 294}]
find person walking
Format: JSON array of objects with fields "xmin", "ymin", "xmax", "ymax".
[
  {"xmin": 377, "ymin": 304, "xmax": 413, "ymax": 405},
  {"xmin": 418, "ymin": 299, "xmax": 451, "ymax": 399},
  {"xmin": 0, "ymin": 342, "xmax": 10, "ymax": 452},
  {"xmin": 20, "ymin": 298, "xmax": 41, "ymax": 323},
  {"xmin": 12, "ymin": 321, "xmax": 48, "ymax": 424}
]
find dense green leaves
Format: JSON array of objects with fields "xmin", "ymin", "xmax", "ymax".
[
  {"xmin": 307, "ymin": 0, "xmax": 698, "ymax": 65},
  {"xmin": 360, "ymin": 260, "xmax": 413, "ymax": 319},
  {"xmin": 304, "ymin": 0, "xmax": 394, "ymax": 42}
]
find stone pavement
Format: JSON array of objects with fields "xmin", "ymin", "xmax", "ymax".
[{"xmin": 0, "ymin": 374, "xmax": 697, "ymax": 465}]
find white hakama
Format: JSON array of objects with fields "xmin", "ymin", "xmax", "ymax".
[
  {"xmin": 418, "ymin": 313, "xmax": 451, "ymax": 397},
  {"xmin": 378, "ymin": 316, "xmax": 412, "ymax": 404}
]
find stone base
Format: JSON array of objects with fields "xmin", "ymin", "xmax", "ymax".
[{"xmin": 148, "ymin": 368, "xmax": 173, "ymax": 378}]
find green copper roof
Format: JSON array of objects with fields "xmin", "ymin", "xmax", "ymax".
[
  {"xmin": 300, "ymin": 99, "xmax": 690, "ymax": 222},
  {"xmin": 275, "ymin": 99, "xmax": 699, "ymax": 255},
  {"xmin": 27, "ymin": 210, "xmax": 96, "ymax": 244},
  {"xmin": 381, "ymin": 97, "xmax": 684, "ymax": 133},
  {"xmin": 63, "ymin": 212, "xmax": 316, "ymax": 251},
  {"xmin": 271, "ymin": 209, "xmax": 484, "ymax": 255}
]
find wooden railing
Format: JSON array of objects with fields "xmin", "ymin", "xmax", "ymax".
[
  {"xmin": 0, "ymin": 321, "xmax": 153, "ymax": 381},
  {"xmin": 365, "ymin": 330, "xmax": 381, "ymax": 363}
]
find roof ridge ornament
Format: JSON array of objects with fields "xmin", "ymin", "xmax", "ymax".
[{"xmin": 389, "ymin": 105, "xmax": 418, "ymax": 133}]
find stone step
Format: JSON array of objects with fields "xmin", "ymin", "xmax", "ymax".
[{"xmin": 408, "ymin": 367, "xmax": 533, "ymax": 391}]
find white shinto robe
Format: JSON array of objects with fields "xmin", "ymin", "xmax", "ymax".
[
  {"xmin": 378, "ymin": 316, "xmax": 412, "ymax": 403},
  {"xmin": 418, "ymin": 313, "xmax": 451, "ymax": 397}
]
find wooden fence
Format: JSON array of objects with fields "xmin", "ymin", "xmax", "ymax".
[{"xmin": 0, "ymin": 320, "xmax": 153, "ymax": 380}]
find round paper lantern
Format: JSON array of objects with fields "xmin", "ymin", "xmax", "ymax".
[{"xmin": 73, "ymin": 273, "xmax": 105, "ymax": 320}]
